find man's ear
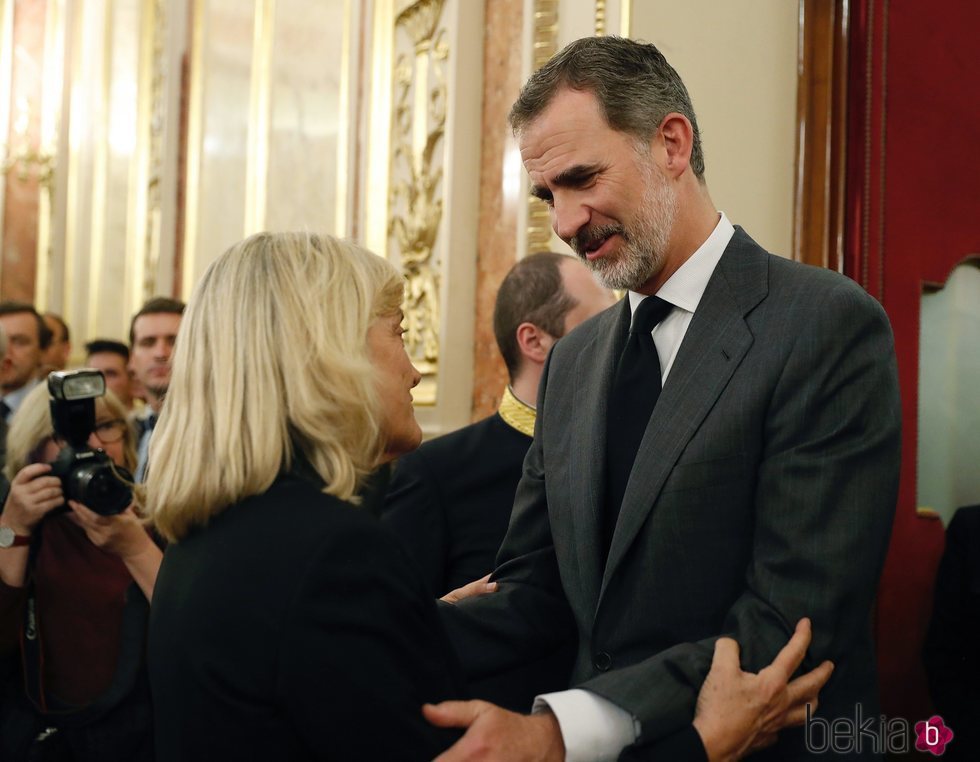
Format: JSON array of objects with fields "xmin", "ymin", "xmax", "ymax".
[
  {"xmin": 515, "ymin": 322, "xmax": 556, "ymax": 366},
  {"xmin": 657, "ymin": 112, "xmax": 694, "ymax": 179}
]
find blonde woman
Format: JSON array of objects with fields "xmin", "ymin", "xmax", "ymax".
[
  {"xmin": 146, "ymin": 232, "xmax": 468, "ymax": 761},
  {"xmin": 0, "ymin": 383, "xmax": 159, "ymax": 761},
  {"xmin": 146, "ymin": 233, "xmax": 832, "ymax": 762}
]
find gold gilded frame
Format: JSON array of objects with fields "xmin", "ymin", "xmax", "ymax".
[
  {"xmin": 526, "ymin": 0, "xmax": 557, "ymax": 255},
  {"xmin": 369, "ymin": 0, "xmax": 450, "ymax": 406}
]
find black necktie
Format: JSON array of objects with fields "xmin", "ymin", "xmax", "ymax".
[{"xmin": 603, "ymin": 296, "xmax": 673, "ymax": 559}]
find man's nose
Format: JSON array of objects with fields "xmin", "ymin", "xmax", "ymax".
[{"xmin": 551, "ymin": 194, "xmax": 591, "ymax": 243}]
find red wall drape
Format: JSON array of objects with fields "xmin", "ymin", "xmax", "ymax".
[{"xmin": 846, "ymin": 0, "xmax": 980, "ymax": 723}]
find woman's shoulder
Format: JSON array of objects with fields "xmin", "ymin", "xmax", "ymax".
[
  {"xmin": 243, "ymin": 473, "xmax": 382, "ymax": 533},
  {"xmin": 159, "ymin": 473, "xmax": 422, "ymax": 609},
  {"xmin": 206, "ymin": 473, "xmax": 408, "ymax": 567},
  {"xmin": 243, "ymin": 475, "xmax": 434, "ymax": 612}
]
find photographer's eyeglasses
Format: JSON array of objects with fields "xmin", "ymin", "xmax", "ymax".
[{"xmin": 93, "ymin": 418, "xmax": 127, "ymax": 445}]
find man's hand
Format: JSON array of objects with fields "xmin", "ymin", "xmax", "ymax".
[
  {"xmin": 692, "ymin": 618, "xmax": 834, "ymax": 762},
  {"xmin": 440, "ymin": 574, "xmax": 498, "ymax": 604},
  {"xmin": 423, "ymin": 700, "xmax": 564, "ymax": 762}
]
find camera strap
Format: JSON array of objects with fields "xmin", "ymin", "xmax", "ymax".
[{"xmin": 20, "ymin": 522, "xmax": 149, "ymax": 728}]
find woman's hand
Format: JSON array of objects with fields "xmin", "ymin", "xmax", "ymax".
[
  {"xmin": 2, "ymin": 463, "xmax": 64, "ymax": 536},
  {"xmin": 67, "ymin": 501, "xmax": 162, "ymax": 601},
  {"xmin": 67, "ymin": 501, "xmax": 152, "ymax": 559},
  {"xmin": 440, "ymin": 574, "xmax": 498, "ymax": 604},
  {"xmin": 0, "ymin": 464, "xmax": 64, "ymax": 587},
  {"xmin": 692, "ymin": 618, "xmax": 834, "ymax": 762}
]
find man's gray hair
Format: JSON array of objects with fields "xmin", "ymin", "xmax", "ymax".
[{"xmin": 509, "ymin": 36, "xmax": 705, "ymax": 179}]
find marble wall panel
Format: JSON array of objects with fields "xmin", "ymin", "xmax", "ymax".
[
  {"xmin": 470, "ymin": 0, "xmax": 523, "ymax": 421},
  {"xmin": 264, "ymin": 0, "xmax": 346, "ymax": 235},
  {"xmin": 182, "ymin": 0, "xmax": 352, "ymax": 300},
  {"xmin": 0, "ymin": 0, "xmax": 47, "ymax": 302},
  {"xmin": 182, "ymin": 0, "xmax": 253, "ymax": 297}
]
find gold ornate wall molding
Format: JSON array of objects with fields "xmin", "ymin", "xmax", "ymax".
[
  {"xmin": 594, "ymin": 0, "xmax": 606, "ymax": 35},
  {"xmin": 592, "ymin": 0, "xmax": 631, "ymax": 37},
  {"xmin": 128, "ymin": 0, "xmax": 169, "ymax": 313},
  {"xmin": 526, "ymin": 0, "xmax": 558, "ymax": 256},
  {"xmin": 388, "ymin": 0, "xmax": 447, "ymax": 406},
  {"xmin": 366, "ymin": 0, "xmax": 482, "ymax": 435}
]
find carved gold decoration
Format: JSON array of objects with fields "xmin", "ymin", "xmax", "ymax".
[
  {"xmin": 594, "ymin": 0, "xmax": 607, "ymax": 36},
  {"xmin": 527, "ymin": 0, "xmax": 558, "ymax": 255},
  {"xmin": 388, "ymin": 0, "xmax": 447, "ymax": 405},
  {"xmin": 146, "ymin": 0, "xmax": 167, "ymax": 297},
  {"xmin": 0, "ymin": 145, "xmax": 55, "ymax": 187},
  {"xmin": 135, "ymin": 0, "xmax": 168, "ymax": 304}
]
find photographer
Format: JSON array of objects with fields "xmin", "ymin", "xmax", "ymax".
[{"xmin": 0, "ymin": 378, "xmax": 158, "ymax": 761}]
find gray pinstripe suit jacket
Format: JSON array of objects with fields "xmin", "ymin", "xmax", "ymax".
[{"xmin": 441, "ymin": 228, "xmax": 902, "ymax": 759}]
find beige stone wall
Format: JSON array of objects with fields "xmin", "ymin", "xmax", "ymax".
[{"xmin": 631, "ymin": 0, "xmax": 798, "ymax": 257}]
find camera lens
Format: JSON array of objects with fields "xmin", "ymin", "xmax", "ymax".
[{"xmin": 69, "ymin": 462, "xmax": 134, "ymax": 516}]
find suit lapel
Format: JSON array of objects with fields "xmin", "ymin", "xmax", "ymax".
[
  {"xmin": 599, "ymin": 230, "xmax": 769, "ymax": 598},
  {"xmin": 567, "ymin": 298, "xmax": 631, "ymax": 613}
]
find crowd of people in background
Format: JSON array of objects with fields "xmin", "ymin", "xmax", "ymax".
[{"xmin": 0, "ymin": 297, "xmax": 183, "ymax": 760}]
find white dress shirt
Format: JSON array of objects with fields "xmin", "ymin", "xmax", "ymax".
[
  {"xmin": 1, "ymin": 378, "xmax": 39, "ymax": 423},
  {"xmin": 534, "ymin": 212, "xmax": 735, "ymax": 761}
]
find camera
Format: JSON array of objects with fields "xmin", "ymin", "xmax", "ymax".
[{"xmin": 48, "ymin": 370, "xmax": 134, "ymax": 516}]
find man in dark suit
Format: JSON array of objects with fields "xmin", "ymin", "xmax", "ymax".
[
  {"xmin": 380, "ymin": 251, "xmax": 613, "ymax": 598},
  {"xmin": 426, "ymin": 37, "xmax": 901, "ymax": 760},
  {"xmin": 129, "ymin": 297, "xmax": 184, "ymax": 481}
]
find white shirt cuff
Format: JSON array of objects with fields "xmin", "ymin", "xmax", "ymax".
[{"xmin": 533, "ymin": 688, "xmax": 640, "ymax": 762}]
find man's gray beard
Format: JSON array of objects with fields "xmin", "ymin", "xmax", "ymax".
[{"xmin": 584, "ymin": 164, "xmax": 677, "ymax": 292}]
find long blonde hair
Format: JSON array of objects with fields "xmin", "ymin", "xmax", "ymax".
[
  {"xmin": 146, "ymin": 232, "xmax": 404, "ymax": 542},
  {"xmin": 4, "ymin": 381, "xmax": 138, "ymax": 479}
]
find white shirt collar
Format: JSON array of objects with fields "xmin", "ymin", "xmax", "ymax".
[
  {"xmin": 628, "ymin": 212, "xmax": 735, "ymax": 317},
  {"xmin": 2, "ymin": 377, "xmax": 39, "ymax": 416}
]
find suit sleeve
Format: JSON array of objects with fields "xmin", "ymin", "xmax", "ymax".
[
  {"xmin": 439, "ymin": 350, "xmax": 577, "ymax": 678},
  {"xmin": 276, "ymin": 517, "xmax": 465, "ymax": 761},
  {"xmin": 581, "ymin": 281, "xmax": 902, "ymax": 742},
  {"xmin": 379, "ymin": 450, "xmax": 450, "ymax": 597}
]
